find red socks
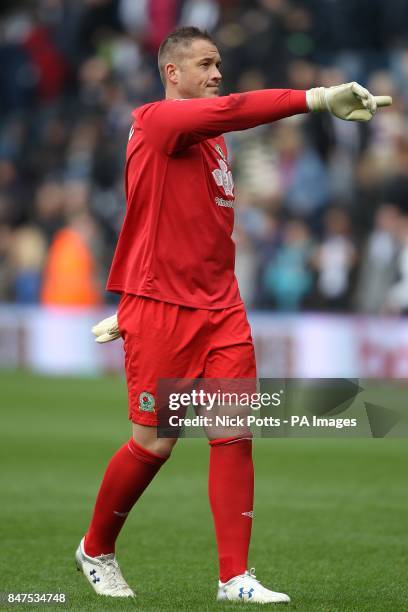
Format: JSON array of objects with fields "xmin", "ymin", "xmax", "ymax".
[
  {"xmin": 85, "ymin": 438, "xmax": 167, "ymax": 557},
  {"xmin": 84, "ymin": 434, "xmax": 254, "ymax": 582},
  {"xmin": 208, "ymin": 437, "xmax": 254, "ymax": 583}
]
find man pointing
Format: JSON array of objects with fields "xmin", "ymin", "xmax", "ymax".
[{"xmin": 77, "ymin": 26, "xmax": 391, "ymax": 603}]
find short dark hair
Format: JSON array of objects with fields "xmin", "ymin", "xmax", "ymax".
[{"xmin": 158, "ymin": 26, "xmax": 215, "ymax": 87}]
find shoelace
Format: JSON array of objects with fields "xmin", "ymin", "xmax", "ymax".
[
  {"xmin": 96, "ymin": 557, "xmax": 129, "ymax": 592},
  {"xmin": 227, "ymin": 567, "xmax": 260, "ymax": 588},
  {"xmin": 247, "ymin": 568, "xmax": 259, "ymax": 582}
]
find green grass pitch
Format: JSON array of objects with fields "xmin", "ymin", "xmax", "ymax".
[{"xmin": 1, "ymin": 371, "xmax": 407, "ymax": 611}]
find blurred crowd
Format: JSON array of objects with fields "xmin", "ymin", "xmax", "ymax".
[{"xmin": 0, "ymin": 0, "xmax": 408, "ymax": 313}]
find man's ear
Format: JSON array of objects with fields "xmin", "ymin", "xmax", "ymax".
[{"xmin": 165, "ymin": 62, "xmax": 179, "ymax": 85}]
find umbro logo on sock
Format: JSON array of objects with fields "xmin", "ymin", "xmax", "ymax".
[
  {"xmin": 114, "ymin": 510, "xmax": 129, "ymax": 517},
  {"xmin": 242, "ymin": 511, "xmax": 254, "ymax": 518}
]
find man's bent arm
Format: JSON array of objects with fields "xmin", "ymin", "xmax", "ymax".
[{"xmin": 137, "ymin": 89, "xmax": 307, "ymax": 155}]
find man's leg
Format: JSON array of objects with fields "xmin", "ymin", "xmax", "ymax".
[
  {"xmin": 84, "ymin": 425, "xmax": 177, "ymax": 557},
  {"xmin": 208, "ymin": 434, "xmax": 254, "ymax": 582},
  {"xmin": 76, "ymin": 426, "xmax": 176, "ymax": 598},
  {"xmin": 83, "ymin": 294, "xmax": 192, "ymax": 558},
  {"xmin": 202, "ymin": 305, "xmax": 290, "ymax": 603},
  {"xmin": 203, "ymin": 304, "xmax": 257, "ymax": 583},
  {"xmin": 205, "ymin": 418, "xmax": 290, "ymax": 605},
  {"xmin": 78, "ymin": 295, "xmax": 207, "ymax": 596}
]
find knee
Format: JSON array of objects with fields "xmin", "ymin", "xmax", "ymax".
[
  {"xmin": 132, "ymin": 434, "xmax": 178, "ymax": 458},
  {"xmin": 132, "ymin": 423, "xmax": 178, "ymax": 458},
  {"xmin": 145, "ymin": 437, "xmax": 178, "ymax": 458}
]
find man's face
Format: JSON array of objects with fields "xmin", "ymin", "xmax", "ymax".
[{"xmin": 170, "ymin": 39, "xmax": 222, "ymax": 99}]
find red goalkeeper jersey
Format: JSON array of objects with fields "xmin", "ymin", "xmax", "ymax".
[{"xmin": 107, "ymin": 89, "xmax": 307, "ymax": 309}]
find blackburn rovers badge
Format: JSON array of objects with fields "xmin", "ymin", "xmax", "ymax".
[{"xmin": 139, "ymin": 392, "xmax": 155, "ymax": 412}]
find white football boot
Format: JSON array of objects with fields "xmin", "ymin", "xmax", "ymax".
[
  {"xmin": 217, "ymin": 568, "xmax": 290, "ymax": 604},
  {"xmin": 75, "ymin": 537, "xmax": 134, "ymax": 598}
]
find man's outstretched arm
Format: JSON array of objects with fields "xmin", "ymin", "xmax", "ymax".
[
  {"xmin": 94, "ymin": 81, "xmax": 392, "ymax": 343},
  {"xmin": 137, "ymin": 82, "xmax": 392, "ymax": 155},
  {"xmin": 137, "ymin": 89, "xmax": 307, "ymax": 154}
]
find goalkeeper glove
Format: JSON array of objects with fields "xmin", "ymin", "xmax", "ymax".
[
  {"xmin": 92, "ymin": 313, "xmax": 120, "ymax": 343},
  {"xmin": 306, "ymin": 81, "xmax": 392, "ymax": 121}
]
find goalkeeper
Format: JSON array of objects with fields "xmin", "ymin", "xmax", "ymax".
[{"xmin": 76, "ymin": 26, "xmax": 391, "ymax": 603}]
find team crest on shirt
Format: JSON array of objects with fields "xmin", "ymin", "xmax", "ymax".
[
  {"xmin": 215, "ymin": 143, "xmax": 226, "ymax": 161},
  {"xmin": 139, "ymin": 392, "xmax": 155, "ymax": 412}
]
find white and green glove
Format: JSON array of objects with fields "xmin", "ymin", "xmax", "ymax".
[
  {"xmin": 92, "ymin": 313, "xmax": 120, "ymax": 343},
  {"xmin": 307, "ymin": 82, "xmax": 392, "ymax": 121}
]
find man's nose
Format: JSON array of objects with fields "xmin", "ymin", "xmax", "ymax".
[{"xmin": 212, "ymin": 66, "xmax": 222, "ymax": 81}]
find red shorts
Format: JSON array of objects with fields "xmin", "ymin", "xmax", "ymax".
[{"xmin": 117, "ymin": 294, "xmax": 257, "ymax": 425}]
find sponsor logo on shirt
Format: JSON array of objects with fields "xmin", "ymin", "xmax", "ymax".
[
  {"xmin": 215, "ymin": 197, "xmax": 234, "ymax": 208},
  {"xmin": 212, "ymin": 158, "xmax": 234, "ymax": 197}
]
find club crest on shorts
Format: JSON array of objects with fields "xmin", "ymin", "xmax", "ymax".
[{"xmin": 139, "ymin": 391, "xmax": 155, "ymax": 412}]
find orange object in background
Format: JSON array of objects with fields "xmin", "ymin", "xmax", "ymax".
[{"xmin": 41, "ymin": 224, "xmax": 101, "ymax": 307}]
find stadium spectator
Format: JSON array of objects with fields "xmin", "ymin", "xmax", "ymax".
[
  {"xmin": 40, "ymin": 211, "xmax": 102, "ymax": 306},
  {"xmin": 312, "ymin": 207, "xmax": 357, "ymax": 311},
  {"xmin": 275, "ymin": 121, "xmax": 330, "ymax": 220},
  {"xmin": 262, "ymin": 218, "xmax": 314, "ymax": 310},
  {"xmin": 8, "ymin": 225, "xmax": 47, "ymax": 303},
  {"xmin": 355, "ymin": 204, "xmax": 400, "ymax": 314},
  {"xmin": 385, "ymin": 214, "xmax": 408, "ymax": 315},
  {"xmin": 0, "ymin": 224, "xmax": 12, "ymax": 301},
  {"xmin": 33, "ymin": 179, "xmax": 64, "ymax": 242},
  {"xmin": 233, "ymin": 224, "xmax": 258, "ymax": 308},
  {"xmin": 179, "ymin": 0, "xmax": 220, "ymax": 32}
]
